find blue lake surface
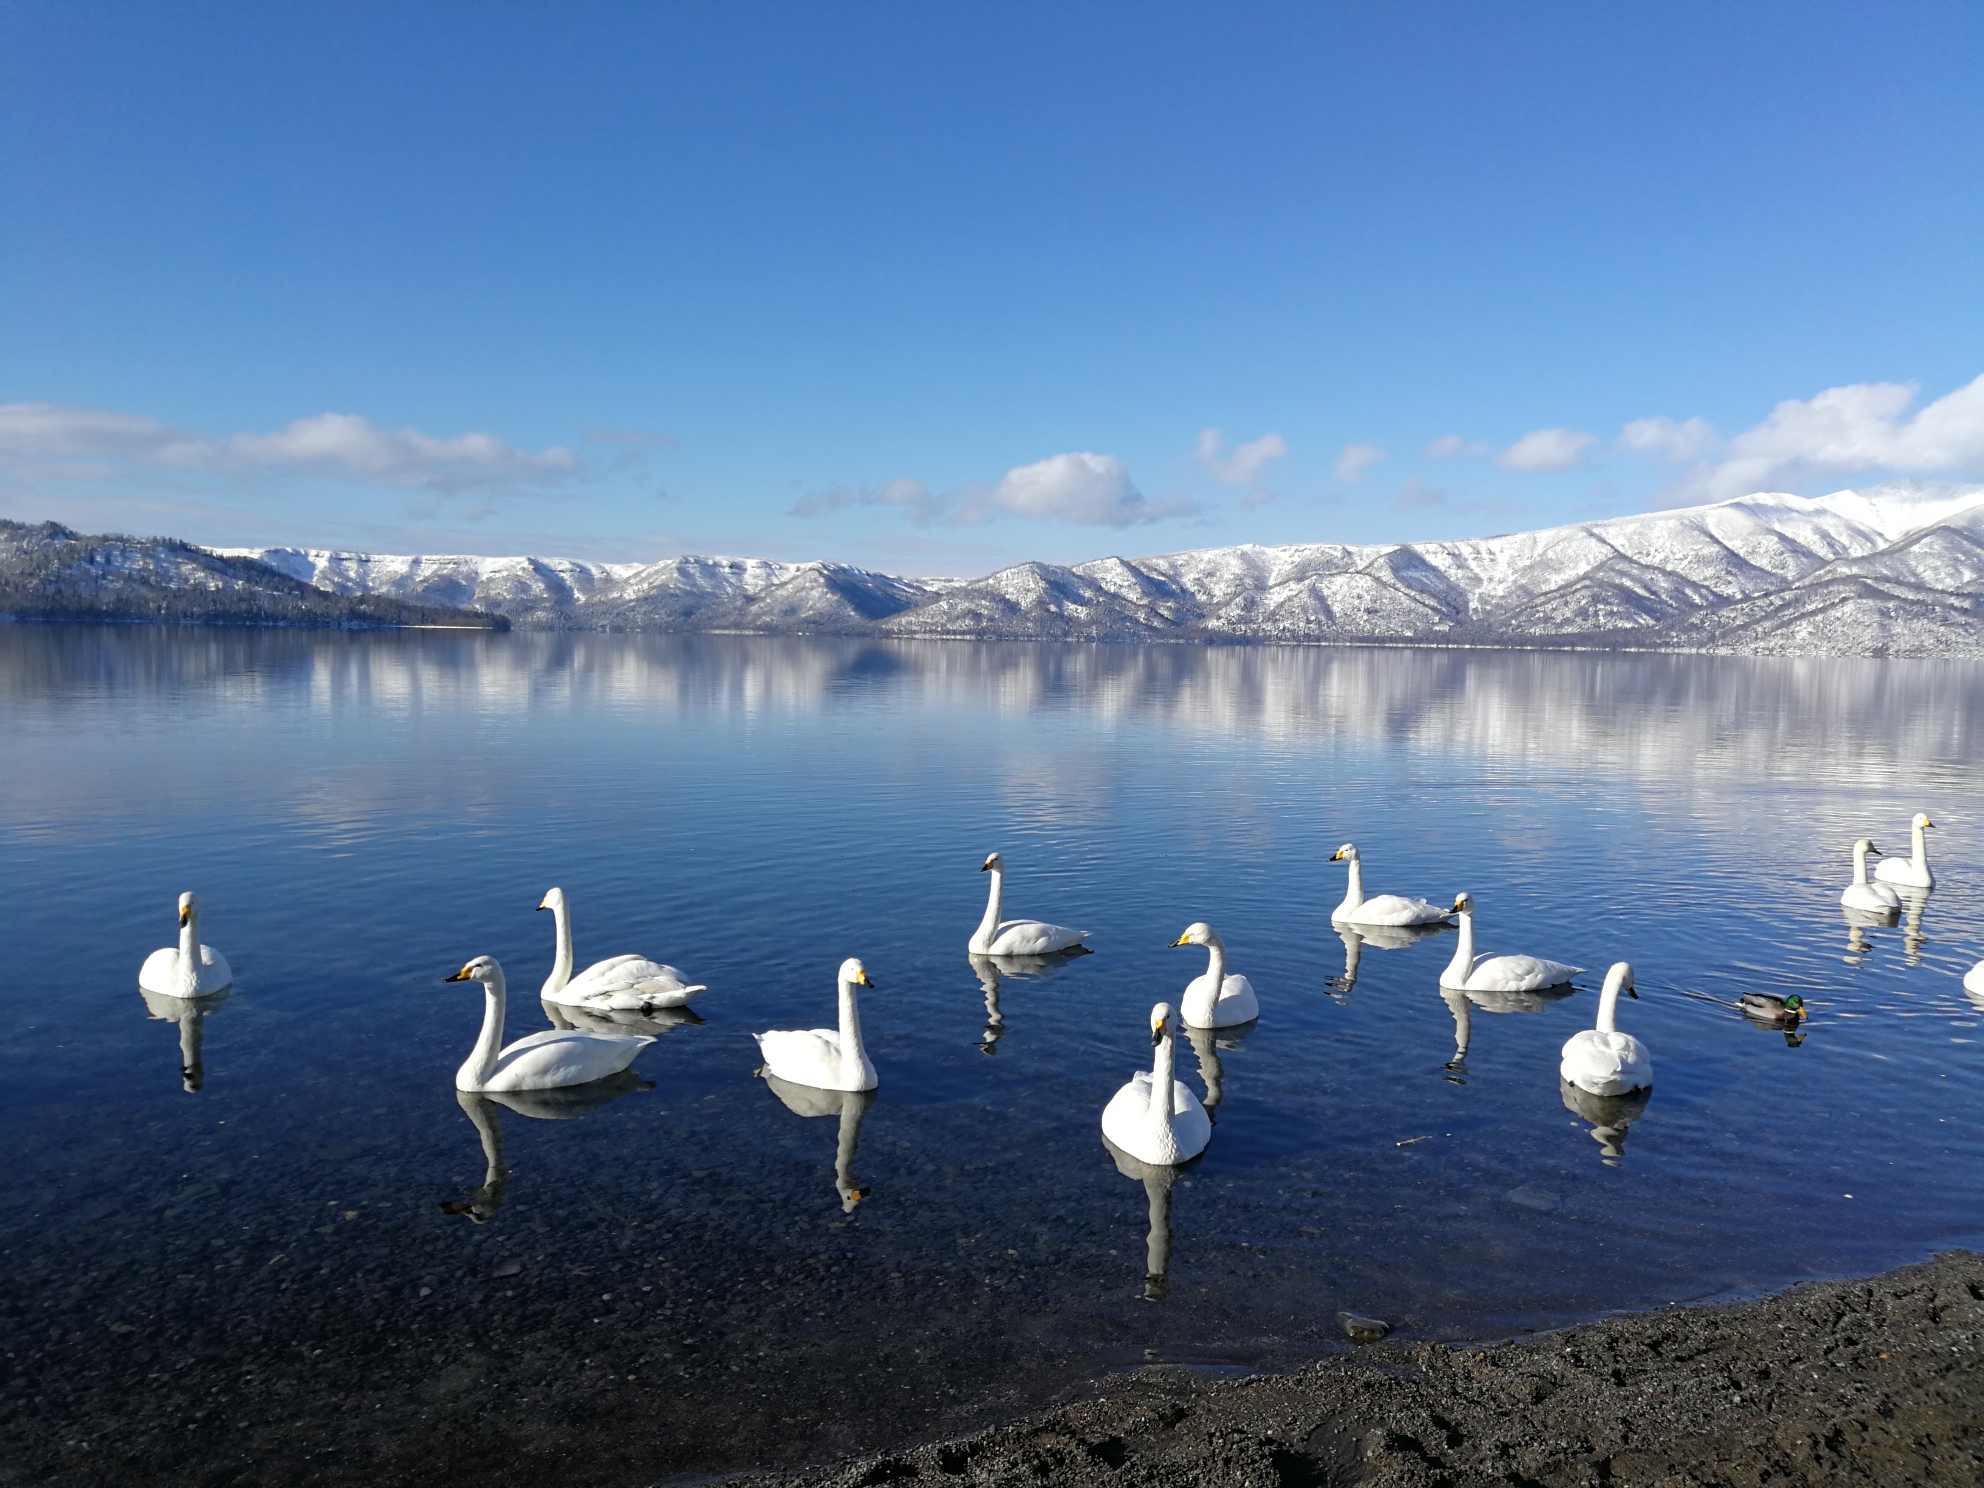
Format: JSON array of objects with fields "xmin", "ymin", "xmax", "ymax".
[{"xmin": 2, "ymin": 626, "xmax": 1981, "ymax": 1484}]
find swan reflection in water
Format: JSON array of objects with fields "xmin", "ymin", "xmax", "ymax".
[
  {"xmin": 441, "ymin": 1071, "xmax": 653, "ymax": 1223},
  {"xmin": 966, "ymin": 950, "xmax": 1082, "ymax": 1055},
  {"xmin": 139, "ymin": 986, "xmax": 230, "ymax": 1093},
  {"xmin": 1435, "ymin": 978, "xmax": 1578, "ymax": 1086},
  {"xmin": 761, "ymin": 1071, "xmax": 876, "ymax": 1212},
  {"xmin": 542, "ymin": 998, "xmax": 705, "ymax": 1039},
  {"xmin": 1329, "ymin": 921, "xmax": 1452, "ymax": 997},
  {"xmin": 1897, "ymin": 887, "xmax": 1930, "ymax": 968},
  {"xmin": 1559, "ymin": 1076, "xmax": 1652, "ymax": 1167},
  {"xmin": 1102, "ymin": 1135, "xmax": 1202, "ymax": 1301},
  {"xmin": 1841, "ymin": 904, "xmax": 1898, "ymax": 966},
  {"xmin": 1184, "ymin": 1020, "xmax": 1255, "ymax": 1121}
]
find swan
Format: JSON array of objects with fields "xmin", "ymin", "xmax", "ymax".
[
  {"xmin": 1964, "ymin": 959, "xmax": 1984, "ymax": 1000},
  {"xmin": 753, "ymin": 957, "xmax": 877, "ymax": 1092},
  {"xmin": 1872, "ymin": 814, "xmax": 1935, "ymax": 889},
  {"xmin": 763, "ymin": 1073, "xmax": 876, "ymax": 1212},
  {"xmin": 1171, "ymin": 922, "xmax": 1260, "ymax": 1028},
  {"xmin": 1100, "ymin": 1002, "xmax": 1211, "ymax": 1166},
  {"xmin": 1329, "ymin": 844, "xmax": 1450, "ymax": 927},
  {"xmin": 1840, "ymin": 839, "xmax": 1903, "ymax": 912},
  {"xmin": 538, "ymin": 887, "xmax": 705, "ymax": 1010},
  {"xmin": 969, "ymin": 853, "xmax": 1090, "ymax": 956},
  {"xmin": 1559, "ymin": 961, "xmax": 1652, "ymax": 1096},
  {"xmin": 1438, "ymin": 893, "xmax": 1581, "ymax": 992},
  {"xmin": 445, "ymin": 955, "xmax": 654, "ymax": 1092},
  {"xmin": 138, "ymin": 892, "xmax": 233, "ymax": 997}
]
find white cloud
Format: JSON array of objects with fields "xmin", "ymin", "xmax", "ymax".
[
  {"xmin": 792, "ymin": 477, "xmax": 941, "ymax": 522},
  {"xmin": 1425, "ymin": 434, "xmax": 1488, "ymax": 459},
  {"xmin": 1394, "ymin": 476, "xmax": 1445, "ymax": 510},
  {"xmin": 1697, "ymin": 375, "xmax": 1984, "ymax": 500},
  {"xmin": 1195, "ymin": 428, "xmax": 1288, "ymax": 486},
  {"xmin": 978, "ymin": 451, "xmax": 1191, "ymax": 526},
  {"xmin": 1618, "ymin": 415, "xmax": 1717, "ymax": 463},
  {"xmin": 1496, "ymin": 427, "xmax": 1598, "ymax": 471},
  {"xmin": 0, "ymin": 402, "xmax": 580, "ymax": 494},
  {"xmin": 1333, "ymin": 442, "xmax": 1385, "ymax": 485}
]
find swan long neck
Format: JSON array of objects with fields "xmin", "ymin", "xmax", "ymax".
[
  {"xmin": 1344, "ymin": 855, "xmax": 1364, "ymax": 909},
  {"xmin": 1148, "ymin": 1030, "xmax": 1176, "ymax": 1130},
  {"xmin": 176, "ymin": 909, "xmax": 199, "ymax": 992},
  {"xmin": 1911, "ymin": 820, "xmax": 1929, "ymax": 869},
  {"xmin": 837, "ymin": 971, "xmax": 867, "ymax": 1080},
  {"xmin": 544, "ymin": 900, "xmax": 574, "ymax": 994},
  {"xmin": 972, "ymin": 868, "xmax": 1004, "ymax": 949},
  {"xmin": 1596, "ymin": 974, "xmax": 1622, "ymax": 1033},
  {"xmin": 1203, "ymin": 933, "xmax": 1227, "ymax": 991},
  {"xmin": 1852, "ymin": 843, "xmax": 1870, "ymax": 885},
  {"xmin": 460, "ymin": 971, "xmax": 508, "ymax": 1089},
  {"xmin": 1444, "ymin": 908, "xmax": 1475, "ymax": 983}
]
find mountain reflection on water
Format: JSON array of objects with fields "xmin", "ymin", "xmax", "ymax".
[{"xmin": 1, "ymin": 625, "xmax": 1981, "ymax": 1486}]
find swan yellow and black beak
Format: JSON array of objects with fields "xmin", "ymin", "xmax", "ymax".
[
  {"xmin": 178, "ymin": 905, "xmax": 192, "ymax": 927},
  {"xmin": 1866, "ymin": 844, "xmax": 1883, "ymax": 855},
  {"xmin": 855, "ymin": 969, "xmax": 876, "ymax": 988},
  {"xmin": 980, "ymin": 858, "xmax": 994, "ymax": 872},
  {"xmin": 1169, "ymin": 933, "xmax": 1190, "ymax": 947},
  {"xmin": 445, "ymin": 965, "xmax": 474, "ymax": 983},
  {"xmin": 1329, "ymin": 847, "xmax": 1345, "ymax": 861},
  {"xmin": 1150, "ymin": 1012, "xmax": 1167, "ymax": 1046}
]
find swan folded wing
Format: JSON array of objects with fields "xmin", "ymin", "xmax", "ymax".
[
  {"xmin": 987, "ymin": 919, "xmax": 1088, "ymax": 956},
  {"xmin": 1344, "ymin": 893, "xmax": 1449, "ymax": 927},
  {"xmin": 564, "ymin": 955, "xmax": 698, "ymax": 996},
  {"xmin": 755, "ymin": 1028, "xmax": 844, "ymax": 1084},
  {"xmin": 1465, "ymin": 954, "xmax": 1581, "ymax": 992},
  {"xmin": 486, "ymin": 1029, "xmax": 652, "ymax": 1090},
  {"xmin": 1560, "ymin": 1030, "xmax": 1650, "ymax": 1094}
]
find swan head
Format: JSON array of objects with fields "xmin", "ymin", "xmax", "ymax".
[
  {"xmin": 1914, "ymin": 813, "xmax": 1935, "ymax": 830},
  {"xmin": 1330, "ymin": 843, "xmax": 1358, "ymax": 863},
  {"xmin": 1149, "ymin": 1001, "xmax": 1175, "ymax": 1046},
  {"xmin": 1603, "ymin": 962, "xmax": 1637, "ymax": 999},
  {"xmin": 838, "ymin": 957, "xmax": 876, "ymax": 989},
  {"xmin": 446, "ymin": 955, "xmax": 504, "ymax": 987},
  {"xmin": 1170, "ymin": 922, "xmax": 1220, "ymax": 949},
  {"xmin": 177, "ymin": 890, "xmax": 199, "ymax": 927},
  {"xmin": 1853, "ymin": 838, "xmax": 1881, "ymax": 858},
  {"xmin": 537, "ymin": 886, "xmax": 566, "ymax": 913},
  {"xmin": 980, "ymin": 852, "xmax": 1003, "ymax": 873},
  {"xmin": 1450, "ymin": 891, "xmax": 1474, "ymax": 915}
]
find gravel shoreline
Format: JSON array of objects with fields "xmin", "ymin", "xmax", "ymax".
[{"xmin": 720, "ymin": 1251, "xmax": 1982, "ymax": 1488}]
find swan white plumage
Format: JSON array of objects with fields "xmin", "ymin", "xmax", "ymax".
[
  {"xmin": 138, "ymin": 891, "xmax": 233, "ymax": 997},
  {"xmin": 1841, "ymin": 839, "xmax": 1903, "ymax": 912},
  {"xmin": 753, "ymin": 957, "xmax": 878, "ymax": 1092},
  {"xmin": 446, "ymin": 955, "xmax": 654, "ymax": 1093},
  {"xmin": 1100, "ymin": 1002, "xmax": 1211, "ymax": 1166},
  {"xmin": 969, "ymin": 853, "xmax": 1089, "ymax": 955},
  {"xmin": 1559, "ymin": 961, "xmax": 1652, "ymax": 1096},
  {"xmin": 1871, "ymin": 814, "xmax": 1935, "ymax": 889},
  {"xmin": 1438, "ymin": 892, "xmax": 1581, "ymax": 992},
  {"xmin": 1329, "ymin": 844, "xmax": 1450, "ymax": 927},
  {"xmin": 537, "ymin": 887, "xmax": 706, "ymax": 1009},
  {"xmin": 1171, "ymin": 922, "xmax": 1260, "ymax": 1028},
  {"xmin": 1964, "ymin": 959, "xmax": 1984, "ymax": 1000}
]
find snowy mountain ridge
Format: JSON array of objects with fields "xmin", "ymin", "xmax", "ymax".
[{"xmin": 207, "ymin": 479, "xmax": 1984, "ymax": 656}]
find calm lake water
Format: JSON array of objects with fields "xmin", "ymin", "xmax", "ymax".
[{"xmin": 2, "ymin": 626, "xmax": 1981, "ymax": 1485}]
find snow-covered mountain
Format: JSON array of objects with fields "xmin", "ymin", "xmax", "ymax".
[{"xmin": 209, "ymin": 480, "xmax": 1984, "ymax": 656}]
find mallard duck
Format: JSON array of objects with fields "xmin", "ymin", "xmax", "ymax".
[{"xmin": 1739, "ymin": 991, "xmax": 1805, "ymax": 1022}]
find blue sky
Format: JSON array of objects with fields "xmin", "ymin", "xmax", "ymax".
[{"xmin": 2, "ymin": 2, "xmax": 1980, "ymax": 574}]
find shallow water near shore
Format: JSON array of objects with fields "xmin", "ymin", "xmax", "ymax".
[{"xmin": 2, "ymin": 627, "xmax": 1982, "ymax": 1483}]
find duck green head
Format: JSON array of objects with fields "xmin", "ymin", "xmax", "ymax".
[{"xmin": 1783, "ymin": 994, "xmax": 1805, "ymax": 1014}]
